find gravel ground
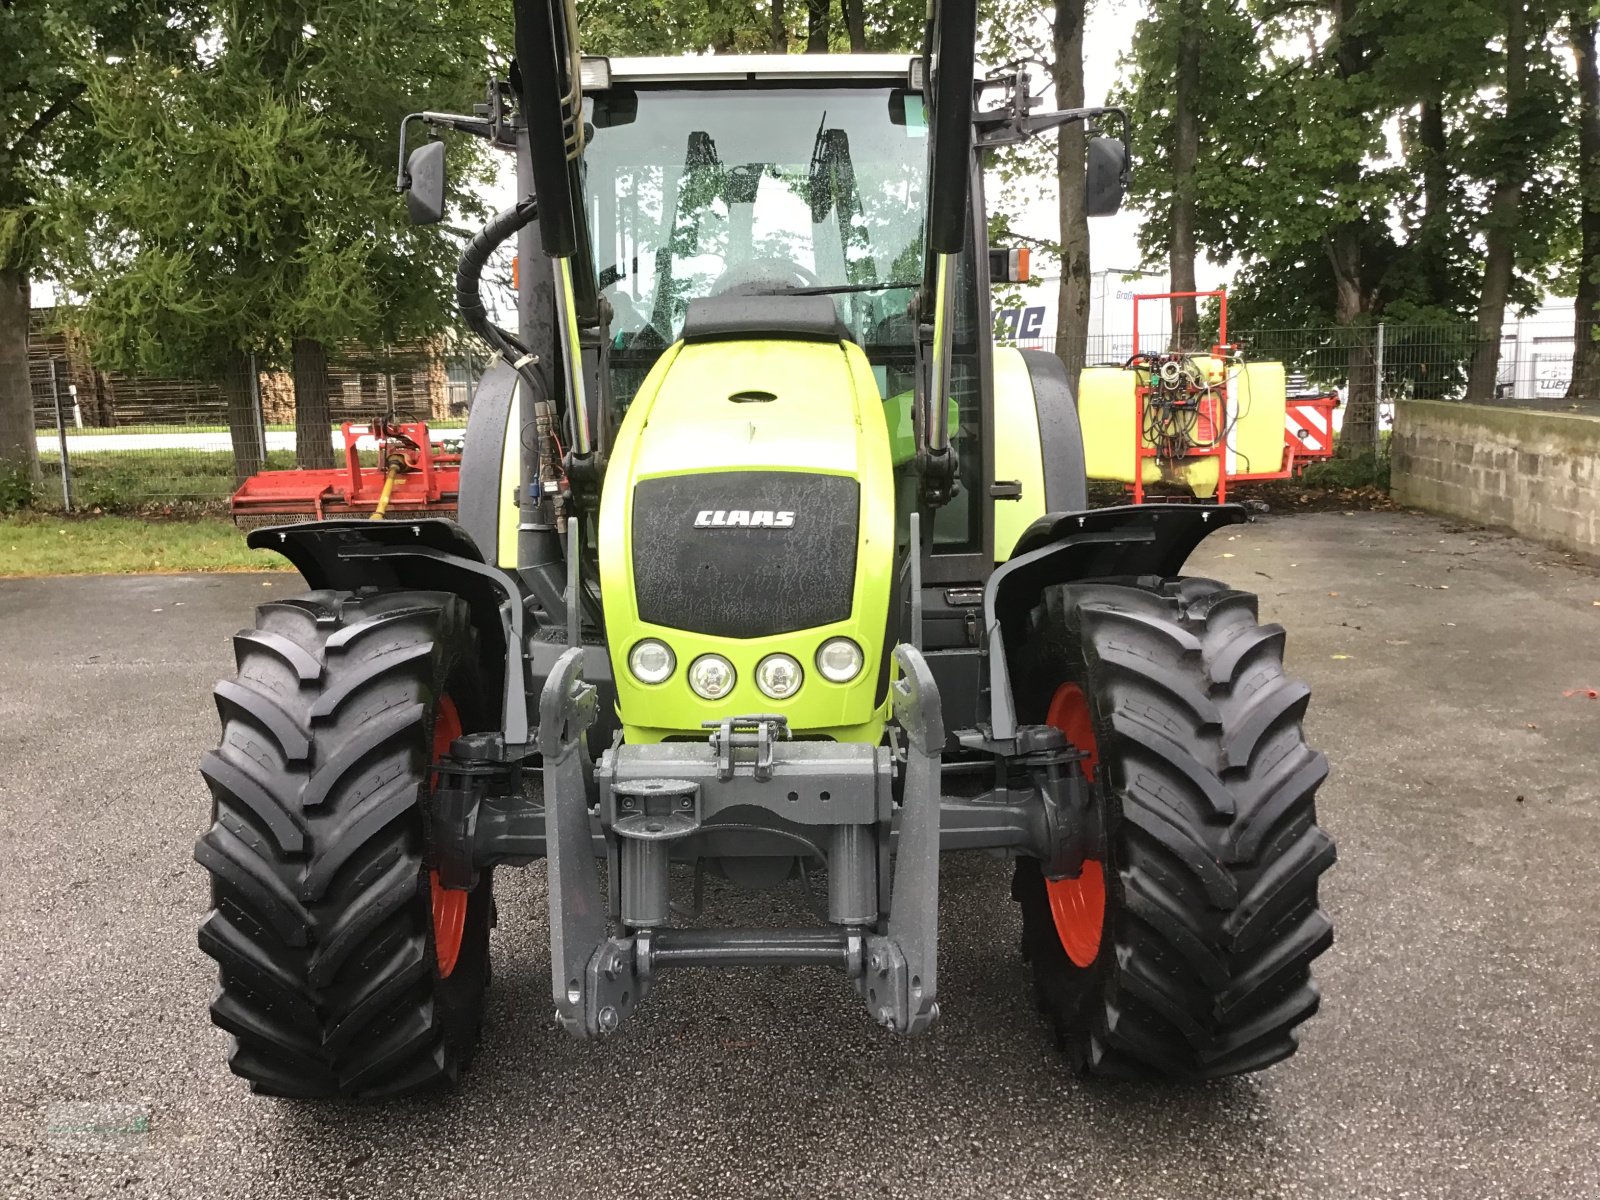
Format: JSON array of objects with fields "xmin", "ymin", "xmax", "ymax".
[{"xmin": 1, "ymin": 510, "xmax": 1597, "ymax": 1199}]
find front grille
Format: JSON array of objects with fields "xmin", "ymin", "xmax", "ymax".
[{"xmin": 631, "ymin": 472, "xmax": 859, "ymax": 638}]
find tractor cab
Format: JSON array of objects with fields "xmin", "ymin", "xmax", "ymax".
[{"xmin": 578, "ymin": 55, "xmax": 989, "ymax": 563}]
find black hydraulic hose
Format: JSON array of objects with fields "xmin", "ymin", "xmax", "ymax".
[
  {"xmin": 455, "ymin": 198, "xmax": 538, "ymax": 364},
  {"xmin": 455, "ymin": 197, "xmax": 571, "ymax": 630}
]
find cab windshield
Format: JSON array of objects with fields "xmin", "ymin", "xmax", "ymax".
[{"xmin": 584, "ymin": 84, "xmax": 929, "ymax": 396}]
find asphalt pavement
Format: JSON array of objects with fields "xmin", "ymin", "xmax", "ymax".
[{"xmin": 1, "ymin": 510, "xmax": 1597, "ymax": 1199}]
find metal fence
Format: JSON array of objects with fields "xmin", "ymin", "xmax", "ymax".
[
  {"xmin": 25, "ymin": 337, "xmax": 485, "ymax": 512},
  {"xmin": 22, "ymin": 314, "xmax": 1592, "ymax": 511}
]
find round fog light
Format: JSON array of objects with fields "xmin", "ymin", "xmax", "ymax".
[
  {"xmin": 756, "ymin": 653, "xmax": 804, "ymax": 699},
  {"xmin": 628, "ymin": 639, "xmax": 675, "ymax": 684},
  {"xmin": 688, "ymin": 654, "xmax": 736, "ymax": 700},
  {"xmin": 816, "ymin": 637, "xmax": 864, "ymax": 683}
]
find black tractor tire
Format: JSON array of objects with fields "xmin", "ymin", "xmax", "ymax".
[
  {"xmin": 195, "ymin": 588, "xmax": 494, "ymax": 1098},
  {"xmin": 1012, "ymin": 576, "xmax": 1335, "ymax": 1081}
]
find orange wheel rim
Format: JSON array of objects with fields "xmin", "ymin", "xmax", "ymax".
[
  {"xmin": 429, "ymin": 695, "xmax": 467, "ymax": 978},
  {"xmin": 1043, "ymin": 683, "xmax": 1106, "ymax": 969}
]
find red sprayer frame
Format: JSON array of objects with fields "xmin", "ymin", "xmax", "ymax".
[
  {"xmin": 1130, "ymin": 290, "xmax": 1233, "ymax": 504},
  {"xmin": 1125, "ymin": 289, "xmax": 1342, "ymax": 503}
]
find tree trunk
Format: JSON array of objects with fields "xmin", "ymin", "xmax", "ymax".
[
  {"xmin": 292, "ymin": 336, "xmax": 335, "ymax": 469},
  {"xmin": 0, "ymin": 268, "xmax": 41, "ymax": 489},
  {"xmin": 1327, "ymin": 0, "xmax": 1378, "ymax": 455},
  {"xmin": 223, "ymin": 348, "xmax": 265, "ymax": 485},
  {"xmin": 1568, "ymin": 8, "xmax": 1600, "ymax": 405},
  {"xmin": 1167, "ymin": 0, "xmax": 1202, "ymax": 348},
  {"xmin": 1053, "ymin": 0, "xmax": 1091, "ymax": 382},
  {"xmin": 1466, "ymin": 0, "xmax": 1530, "ymax": 405},
  {"xmin": 770, "ymin": 0, "xmax": 788, "ymax": 51},
  {"xmin": 805, "ymin": 0, "xmax": 830, "ymax": 52},
  {"xmin": 1406, "ymin": 98, "xmax": 1453, "ymax": 399},
  {"xmin": 1329, "ymin": 226, "xmax": 1379, "ymax": 455},
  {"xmin": 843, "ymin": 0, "xmax": 866, "ymax": 52}
]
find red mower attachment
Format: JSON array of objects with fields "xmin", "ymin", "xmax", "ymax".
[{"xmin": 230, "ymin": 419, "xmax": 461, "ymax": 526}]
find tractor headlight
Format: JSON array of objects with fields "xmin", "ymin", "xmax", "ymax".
[
  {"xmin": 755, "ymin": 653, "xmax": 803, "ymax": 699},
  {"xmin": 815, "ymin": 637, "xmax": 864, "ymax": 684},
  {"xmin": 628, "ymin": 639, "xmax": 676, "ymax": 684},
  {"xmin": 688, "ymin": 654, "xmax": 737, "ymax": 700}
]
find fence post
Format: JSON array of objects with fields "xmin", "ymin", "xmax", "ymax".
[
  {"xmin": 1374, "ymin": 323, "xmax": 1385, "ymax": 431},
  {"xmin": 49, "ymin": 359, "xmax": 73, "ymax": 512}
]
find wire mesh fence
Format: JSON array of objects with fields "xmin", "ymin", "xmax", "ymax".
[
  {"xmin": 20, "ymin": 309, "xmax": 1595, "ymax": 512},
  {"xmin": 25, "ymin": 321, "xmax": 486, "ymax": 512}
]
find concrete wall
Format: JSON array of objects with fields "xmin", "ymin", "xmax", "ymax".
[{"xmin": 1392, "ymin": 399, "xmax": 1600, "ymax": 556}]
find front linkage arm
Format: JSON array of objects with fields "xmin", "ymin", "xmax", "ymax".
[{"xmin": 539, "ymin": 644, "xmax": 948, "ymax": 1039}]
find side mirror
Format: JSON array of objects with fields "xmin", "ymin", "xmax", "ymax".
[
  {"xmin": 1085, "ymin": 136, "xmax": 1129, "ymax": 217},
  {"xmin": 404, "ymin": 140, "xmax": 447, "ymax": 226}
]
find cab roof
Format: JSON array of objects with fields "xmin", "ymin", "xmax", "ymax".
[{"xmin": 590, "ymin": 54, "xmax": 919, "ymax": 87}]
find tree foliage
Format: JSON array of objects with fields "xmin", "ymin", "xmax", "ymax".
[
  {"xmin": 60, "ymin": 0, "xmax": 503, "ymax": 379},
  {"xmin": 1119, "ymin": 0, "xmax": 1580, "ymax": 446},
  {"xmin": 1, "ymin": 1, "xmax": 201, "ymax": 484}
]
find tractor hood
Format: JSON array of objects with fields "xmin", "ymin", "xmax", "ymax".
[{"xmin": 597, "ymin": 334, "xmax": 896, "ymax": 741}]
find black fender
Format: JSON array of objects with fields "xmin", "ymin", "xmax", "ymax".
[
  {"xmin": 247, "ymin": 519, "xmax": 530, "ymax": 743},
  {"xmin": 455, "ymin": 361, "xmax": 519, "ymax": 561},
  {"xmin": 1019, "ymin": 349, "xmax": 1088, "ymax": 514},
  {"xmin": 981, "ymin": 503, "xmax": 1250, "ymax": 741}
]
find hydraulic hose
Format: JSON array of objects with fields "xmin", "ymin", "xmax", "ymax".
[
  {"xmin": 456, "ymin": 196, "xmax": 572, "ymax": 630},
  {"xmin": 455, "ymin": 198, "xmax": 539, "ymax": 365}
]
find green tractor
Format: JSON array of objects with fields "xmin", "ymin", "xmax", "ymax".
[{"xmin": 196, "ymin": 0, "xmax": 1335, "ymax": 1097}]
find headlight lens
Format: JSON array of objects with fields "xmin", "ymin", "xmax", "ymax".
[
  {"xmin": 628, "ymin": 639, "xmax": 675, "ymax": 684},
  {"xmin": 687, "ymin": 654, "xmax": 736, "ymax": 700},
  {"xmin": 755, "ymin": 653, "xmax": 804, "ymax": 699},
  {"xmin": 815, "ymin": 637, "xmax": 864, "ymax": 683}
]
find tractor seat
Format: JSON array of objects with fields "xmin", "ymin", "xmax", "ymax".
[{"xmin": 681, "ymin": 294, "xmax": 854, "ymax": 345}]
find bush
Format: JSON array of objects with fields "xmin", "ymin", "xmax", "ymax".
[
  {"xmin": 1299, "ymin": 449, "xmax": 1390, "ymax": 491},
  {"xmin": 0, "ymin": 464, "xmax": 38, "ymax": 514}
]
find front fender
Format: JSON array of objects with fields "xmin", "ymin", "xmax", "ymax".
[
  {"xmin": 981, "ymin": 504, "xmax": 1249, "ymax": 741},
  {"xmin": 247, "ymin": 518, "xmax": 529, "ymax": 742}
]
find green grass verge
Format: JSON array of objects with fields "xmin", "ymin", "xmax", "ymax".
[{"xmin": 0, "ymin": 513, "xmax": 289, "ymax": 577}]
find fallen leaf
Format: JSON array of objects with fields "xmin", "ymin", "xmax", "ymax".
[
  {"xmin": 1526, "ymin": 723, "xmax": 1538, "ymax": 730},
  {"xmin": 1328, "ymin": 591, "xmax": 1339, "ymax": 597}
]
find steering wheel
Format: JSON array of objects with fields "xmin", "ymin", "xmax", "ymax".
[{"xmin": 709, "ymin": 257, "xmax": 820, "ymax": 297}]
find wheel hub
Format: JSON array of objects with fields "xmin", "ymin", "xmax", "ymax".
[
  {"xmin": 430, "ymin": 695, "xmax": 468, "ymax": 978},
  {"xmin": 1043, "ymin": 683, "xmax": 1105, "ymax": 969}
]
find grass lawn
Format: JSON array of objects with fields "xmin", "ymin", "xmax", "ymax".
[{"xmin": 0, "ymin": 513, "xmax": 290, "ymax": 577}]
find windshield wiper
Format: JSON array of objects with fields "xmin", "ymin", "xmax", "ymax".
[{"xmin": 757, "ymin": 280, "xmax": 919, "ymax": 297}]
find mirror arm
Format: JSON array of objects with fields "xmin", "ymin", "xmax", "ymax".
[{"xmin": 395, "ymin": 111, "xmax": 501, "ymax": 193}]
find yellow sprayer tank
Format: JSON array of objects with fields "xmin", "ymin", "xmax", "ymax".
[{"xmin": 1076, "ymin": 358, "xmax": 1288, "ymax": 499}]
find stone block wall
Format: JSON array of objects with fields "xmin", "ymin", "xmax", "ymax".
[{"xmin": 1392, "ymin": 399, "xmax": 1600, "ymax": 556}]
